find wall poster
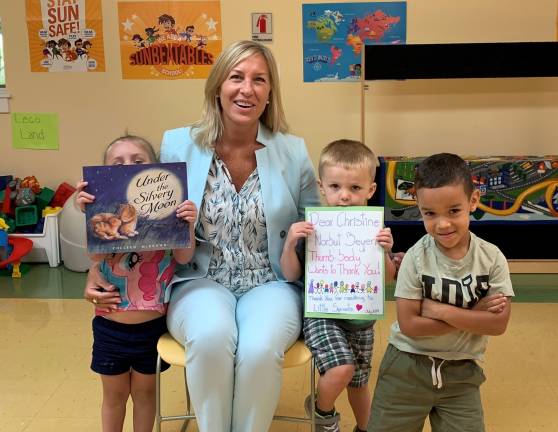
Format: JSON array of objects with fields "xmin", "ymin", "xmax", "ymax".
[
  {"xmin": 118, "ymin": 1, "xmax": 222, "ymax": 79},
  {"xmin": 302, "ymin": 2, "xmax": 406, "ymax": 82},
  {"xmin": 26, "ymin": 0, "xmax": 106, "ymax": 72}
]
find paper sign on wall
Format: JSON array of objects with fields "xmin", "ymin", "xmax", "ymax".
[
  {"xmin": 11, "ymin": 113, "xmax": 59, "ymax": 150},
  {"xmin": 252, "ymin": 13, "xmax": 272, "ymax": 42},
  {"xmin": 304, "ymin": 207, "xmax": 385, "ymax": 320}
]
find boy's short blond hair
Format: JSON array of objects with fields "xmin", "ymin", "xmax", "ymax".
[{"xmin": 318, "ymin": 139, "xmax": 379, "ymax": 180}]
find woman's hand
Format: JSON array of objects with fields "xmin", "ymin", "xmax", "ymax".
[
  {"xmin": 390, "ymin": 251, "xmax": 405, "ymax": 277},
  {"xmin": 84, "ymin": 263, "xmax": 121, "ymax": 312},
  {"xmin": 75, "ymin": 180, "xmax": 95, "ymax": 212}
]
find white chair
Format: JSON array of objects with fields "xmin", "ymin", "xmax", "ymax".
[{"xmin": 12, "ymin": 211, "xmax": 61, "ymax": 267}]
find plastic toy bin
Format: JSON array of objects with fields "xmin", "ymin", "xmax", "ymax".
[
  {"xmin": 10, "ymin": 211, "xmax": 61, "ymax": 267},
  {"xmin": 59, "ymin": 191, "xmax": 92, "ymax": 272}
]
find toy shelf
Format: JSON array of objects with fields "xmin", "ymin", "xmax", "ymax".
[{"xmin": 10, "ymin": 211, "xmax": 61, "ymax": 267}]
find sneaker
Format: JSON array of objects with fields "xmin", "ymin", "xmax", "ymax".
[{"xmin": 304, "ymin": 394, "xmax": 341, "ymax": 432}]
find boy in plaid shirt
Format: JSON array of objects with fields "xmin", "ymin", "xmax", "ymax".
[{"xmin": 280, "ymin": 139, "xmax": 400, "ymax": 432}]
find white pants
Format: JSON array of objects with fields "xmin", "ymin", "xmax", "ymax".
[{"xmin": 166, "ymin": 278, "xmax": 303, "ymax": 432}]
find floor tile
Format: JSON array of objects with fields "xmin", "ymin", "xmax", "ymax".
[
  {"xmin": 0, "ymin": 377, "xmax": 58, "ymax": 419},
  {"xmin": 22, "ymin": 418, "xmax": 102, "ymax": 432},
  {"xmin": 0, "ymin": 418, "xmax": 33, "ymax": 432}
]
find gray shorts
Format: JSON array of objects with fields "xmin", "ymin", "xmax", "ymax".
[
  {"xmin": 303, "ymin": 317, "xmax": 374, "ymax": 387},
  {"xmin": 368, "ymin": 344, "xmax": 486, "ymax": 432}
]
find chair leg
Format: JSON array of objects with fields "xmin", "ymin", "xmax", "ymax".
[
  {"xmin": 310, "ymin": 357, "xmax": 316, "ymax": 432},
  {"xmin": 180, "ymin": 367, "xmax": 190, "ymax": 432},
  {"xmin": 155, "ymin": 354, "xmax": 162, "ymax": 432}
]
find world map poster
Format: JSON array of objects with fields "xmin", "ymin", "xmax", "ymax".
[{"xmin": 302, "ymin": 2, "xmax": 406, "ymax": 82}]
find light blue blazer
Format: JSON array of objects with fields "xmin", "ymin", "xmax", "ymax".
[{"xmin": 160, "ymin": 124, "xmax": 321, "ymax": 282}]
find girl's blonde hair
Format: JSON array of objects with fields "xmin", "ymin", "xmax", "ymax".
[
  {"xmin": 103, "ymin": 135, "xmax": 158, "ymax": 164},
  {"xmin": 191, "ymin": 40, "xmax": 288, "ymax": 149}
]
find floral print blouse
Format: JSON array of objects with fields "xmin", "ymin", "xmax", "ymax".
[{"xmin": 195, "ymin": 156, "xmax": 276, "ymax": 296}]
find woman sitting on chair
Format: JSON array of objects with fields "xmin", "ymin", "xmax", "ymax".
[{"xmin": 85, "ymin": 40, "xmax": 320, "ymax": 432}]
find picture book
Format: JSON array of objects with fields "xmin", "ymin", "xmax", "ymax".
[
  {"xmin": 304, "ymin": 206, "xmax": 385, "ymax": 320},
  {"xmin": 83, "ymin": 162, "xmax": 189, "ymax": 254}
]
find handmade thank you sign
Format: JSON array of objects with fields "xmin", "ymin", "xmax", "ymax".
[
  {"xmin": 304, "ymin": 207, "xmax": 385, "ymax": 320},
  {"xmin": 83, "ymin": 162, "xmax": 188, "ymax": 254}
]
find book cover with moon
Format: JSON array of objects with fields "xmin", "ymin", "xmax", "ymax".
[{"xmin": 83, "ymin": 162, "xmax": 189, "ymax": 253}]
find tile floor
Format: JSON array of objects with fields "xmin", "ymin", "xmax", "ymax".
[{"xmin": 1, "ymin": 266, "xmax": 558, "ymax": 432}]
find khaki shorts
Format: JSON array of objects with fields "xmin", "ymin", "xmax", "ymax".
[{"xmin": 368, "ymin": 344, "xmax": 486, "ymax": 432}]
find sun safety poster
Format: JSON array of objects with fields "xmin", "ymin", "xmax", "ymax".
[
  {"xmin": 118, "ymin": 1, "xmax": 222, "ymax": 80},
  {"xmin": 25, "ymin": 0, "xmax": 105, "ymax": 72}
]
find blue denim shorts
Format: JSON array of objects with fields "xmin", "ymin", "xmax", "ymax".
[{"xmin": 91, "ymin": 315, "xmax": 170, "ymax": 375}]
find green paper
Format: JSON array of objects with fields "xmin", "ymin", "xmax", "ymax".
[{"xmin": 11, "ymin": 113, "xmax": 59, "ymax": 150}]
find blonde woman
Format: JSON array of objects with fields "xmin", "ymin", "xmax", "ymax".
[{"xmin": 86, "ymin": 40, "xmax": 320, "ymax": 432}]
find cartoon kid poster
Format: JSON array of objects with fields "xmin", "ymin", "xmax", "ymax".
[
  {"xmin": 302, "ymin": 2, "xmax": 406, "ymax": 82},
  {"xmin": 118, "ymin": 1, "xmax": 222, "ymax": 79},
  {"xmin": 26, "ymin": 0, "xmax": 106, "ymax": 72}
]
